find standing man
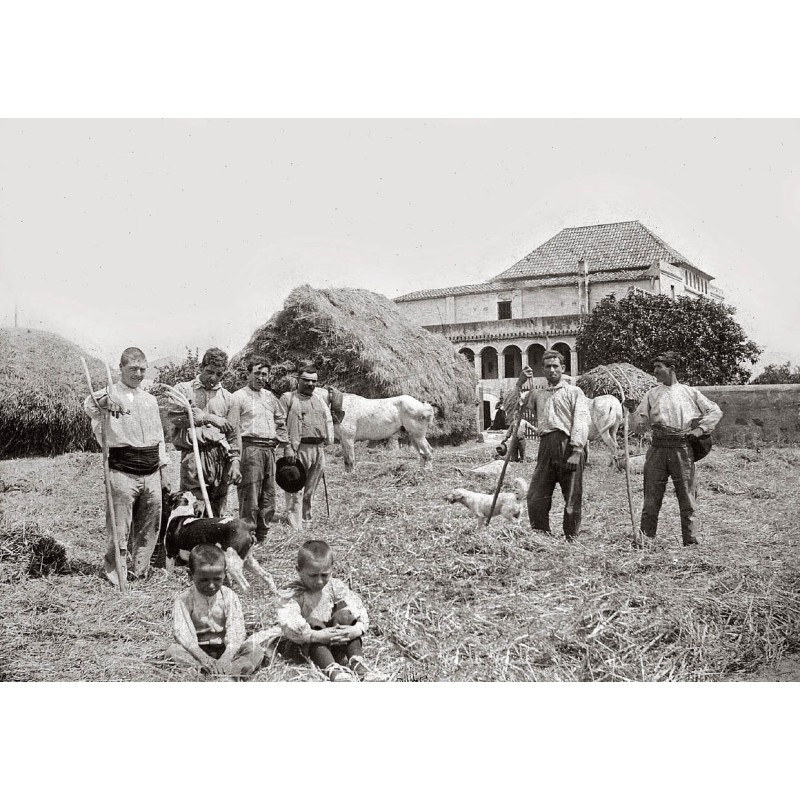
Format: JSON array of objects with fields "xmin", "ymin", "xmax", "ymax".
[
  {"xmin": 230, "ymin": 356, "xmax": 290, "ymax": 542},
  {"xmin": 626, "ymin": 351, "xmax": 722, "ymax": 547},
  {"xmin": 84, "ymin": 347, "xmax": 170, "ymax": 584},
  {"xmin": 280, "ymin": 360, "xmax": 334, "ymax": 529},
  {"xmin": 515, "ymin": 351, "xmax": 590, "ymax": 541},
  {"xmin": 168, "ymin": 347, "xmax": 241, "ymax": 517}
]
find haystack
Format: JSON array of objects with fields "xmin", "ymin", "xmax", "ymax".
[
  {"xmin": 230, "ymin": 286, "xmax": 477, "ymax": 445},
  {"xmin": 576, "ymin": 362, "xmax": 656, "ymax": 404},
  {"xmin": 0, "ymin": 328, "xmax": 107, "ymax": 459}
]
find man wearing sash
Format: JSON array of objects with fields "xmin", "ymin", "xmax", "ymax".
[
  {"xmin": 626, "ymin": 351, "xmax": 722, "ymax": 547},
  {"xmin": 84, "ymin": 347, "xmax": 170, "ymax": 584}
]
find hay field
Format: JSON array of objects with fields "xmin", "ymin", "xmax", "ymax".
[{"xmin": 1, "ymin": 441, "xmax": 799, "ymax": 682}]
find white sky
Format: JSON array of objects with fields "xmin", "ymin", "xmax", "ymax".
[{"xmin": 1, "ymin": 118, "xmax": 798, "ymax": 372}]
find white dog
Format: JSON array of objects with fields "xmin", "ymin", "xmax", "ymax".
[{"xmin": 446, "ymin": 477, "xmax": 529, "ymax": 528}]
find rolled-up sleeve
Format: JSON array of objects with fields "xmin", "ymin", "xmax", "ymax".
[
  {"xmin": 692, "ymin": 388, "xmax": 723, "ymax": 434},
  {"xmin": 569, "ymin": 389, "xmax": 591, "ymax": 449}
]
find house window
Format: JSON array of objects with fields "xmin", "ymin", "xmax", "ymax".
[
  {"xmin": 670, "ymin": 284, "xmax": 675, "ymax": 300},
  {"xmin": 497, "ymin": 301, "xmax": 512, "ymax": 320}
]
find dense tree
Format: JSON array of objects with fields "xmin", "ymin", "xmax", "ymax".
[
  {"xmin": 576, "ymin": 290, "xmax": 761, "ymax": 385},
  {"xmin": 149, "ymin": 348, "xmax": 201, "ymax": 397},
  {"xmin": 751, "ymin": 362, "xmax": 800, "ymax": 384}
]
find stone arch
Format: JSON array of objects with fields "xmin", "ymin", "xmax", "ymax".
[
  {"xmin": 459, "ymin": 347, "xmax": 475, "ymax": 365},
  {"xmin": 502, "ymin": 345, "xmax": 522, "ymax": 379},
  {"xmin": 527, "ymin": 343, "xmax": 546, "ymax": 377},
  {"xmin": 551, "ymin": 342, "xmax": 572, "ymax": 374},
  {"xmin": 480, "ymin": 346, "xmax": 498, "ymax": 379}
]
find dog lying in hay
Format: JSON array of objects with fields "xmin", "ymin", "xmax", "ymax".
[
  {"xmin": 163, "ymin": 491, "xmax": 277, "ymax": 594},
  {"xmin": 446, "ymin": 477, "xmax": 529, "ymax": 527}
]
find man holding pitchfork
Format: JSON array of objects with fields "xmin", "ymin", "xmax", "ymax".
[
  {"xmin": 514, "ymin": 351, "xmax": 590, "ymax": 542},
  {"xmin": 83, "ymin": 347, "xmax": 171, "ymax": 585},
  {"xmin": 168, "ymin": 347, "xmax": 241, "ymax": 517}
]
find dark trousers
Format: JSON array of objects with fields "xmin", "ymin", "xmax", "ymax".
[
  {"xmin": 509, "ymin": 436, "xmax": 527, "ymax": 462},
  {"xmin": 640, "ymin": 444, "xmax": 697, "ymax": 542},
  {"xmin": 527, "ymin": 430, "xmax": 584, "ymax": 540},
  {"xmin": 238, "ymin": 440, "xmax": 277, "ymax": 536},
  {"xmin": 308, "ymin": 637, "xmax": 364, "ymax": 670}
]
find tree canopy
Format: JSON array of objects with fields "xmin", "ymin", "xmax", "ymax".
[
  {"xmin": 751, "ymin": 362, "xmax": 800, "ymax": 385},
  {"xmin": 576, "ymin": 290, "xmax": 761, "ymax": 385}
]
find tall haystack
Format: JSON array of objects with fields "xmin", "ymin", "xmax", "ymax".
[
  {"xmin": 0, "ymin": 328, "xmax": 107, "ymax": 459},
  {"xmin": 576, "ymin": 362, "xmax": 657, "ymax": 404},
  {"xmin": 231, "ymin": 286, "xmax": 477, "ymax": 445}
]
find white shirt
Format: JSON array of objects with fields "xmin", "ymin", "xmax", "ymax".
[{"xmin": 631, "ymin": 382, "xmax": 723, "ymax": 434}]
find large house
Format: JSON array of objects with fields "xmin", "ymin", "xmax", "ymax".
[{"xmin": 395, "ymin": 220, "xmax": 723, "ymax": 386}]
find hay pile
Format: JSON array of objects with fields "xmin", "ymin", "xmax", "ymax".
[
  {"xmin": 576, "ymin": 362, "xmax": 656, "ymax": 404},
  {"xmin": 231, "ymin": 286, "xmax": 477, "ymax": 445},
  {"xmin": 0, "ymin": 328, "xmax": 107, "ymax": 459}
]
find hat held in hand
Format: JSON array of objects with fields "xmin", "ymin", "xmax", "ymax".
[{"xmin": 275, "ymin": 457, "xmax": 307, "ymax": 493}]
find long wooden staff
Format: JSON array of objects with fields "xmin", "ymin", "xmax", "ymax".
[
  {"xmin": 160, "ymin": 385, "xmax": 213, "ymax": 518},
  {"xmin": 599, "ymin": 365, "xmax": 638, "ymax": 540},
  {"xmin": 486, "ymin": 403, "xmax": 525, "ymax": 527},
  {"xmin": 81, "ymin": 358, "xmax": 127, "ymax": 591}
]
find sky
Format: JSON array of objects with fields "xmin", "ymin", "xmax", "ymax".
[{"xmin": 1, "ymin": 118, "xmax": 798, "ymax": 375}]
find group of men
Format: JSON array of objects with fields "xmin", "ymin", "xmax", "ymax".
[
  {"xmin": 510, "ymin": 349, "xmax": 722, "ymax": 547},
  {"xmin": 84, "ymin": 348, "xmax": 333, "ymax": 585},
  {"xmin": 86, "ymin": 344, "xmax": 723, "ymax": 585}
]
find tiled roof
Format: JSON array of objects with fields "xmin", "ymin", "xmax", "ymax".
[
  {"xmin": 394, "ymin": 268, "xmax": 650, "ymax": 302},
  {"xmin": 492, "ymin": 221, "xmax": 708, "ymax": 281},
  {"xmin": 395, "ymin": 282, "xmax": 508, "ymax": 302}
]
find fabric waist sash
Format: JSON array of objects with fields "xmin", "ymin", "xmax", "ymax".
[
  {"xmin": 108, "ymin": 445, "xmax": 160, "ymax": 475},
  {"xmin": 242, "ymin": 437, "xmax": 278, "ymax": 448},
  {"xmin": 652, "ymin": 432, "xmax": 689, "ymax": 448},
  {"xmin": 300, "ymin": 437, "xmax": 325, "ymax": 445}
]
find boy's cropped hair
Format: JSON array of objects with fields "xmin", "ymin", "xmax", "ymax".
[
  {"xmin": 246, "ymin": 354, "xmax": 270, "ymax": 373},
  {"xmin": 189, "ymin": 543, "xmax": 226, "ymax": 572},
  {"xmin": 120, "ymin": 347, "xmax": 146, "ymax": 366},
  {"xmin": 542, "ymin": 349, "xmax": 565, "ymax": 365},
  {"xmin": 201, "ymin": 347, "xmax": 228, "ymax": 369},
  {"xmin": 297, "ymin": 540, "xmax": 332, "ymax": 568}
]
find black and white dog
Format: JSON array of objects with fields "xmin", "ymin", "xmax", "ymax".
[{"xmin": 163, "ymin": 491, "xmax": 277, "ymax": 594}]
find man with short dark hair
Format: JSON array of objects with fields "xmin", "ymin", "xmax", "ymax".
[
  {"xmin": 280, "ymin": 360, "xmax": 334, "ymax": 528},
  {"xmin": 84, "ymin": 347, "xmax": 170, "ymax": 584},
  {"xmin": 230, "ymin": 356, "xmax": 290, "ymax": 541},
  {"xmin": 515, "ymin": 350, "xmax": 590, "ymax": 541},
  {"xmin": 168, "ymin": 347, "xmax": 241, "ymax": 517},
  {"xmin": 626, "ymin": 351, "xmax": 722, "ymax": 547}
]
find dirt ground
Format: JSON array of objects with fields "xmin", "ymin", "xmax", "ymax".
[{"xmin": 1, "ymin": 437, "xmax": 799, "ymax": 682}]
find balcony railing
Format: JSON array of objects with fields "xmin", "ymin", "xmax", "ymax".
[{"xmin": 423, "ymin": 314, "xmax": 583, "ymax": 343}]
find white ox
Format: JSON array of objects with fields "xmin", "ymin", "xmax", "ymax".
[
  {"xmin": 587, "ymin": 394, "xmax": 623, "ymax": 459},
  {"xmin": 317, "ymin": 389, "xmax": 434, "ymax": 473}
]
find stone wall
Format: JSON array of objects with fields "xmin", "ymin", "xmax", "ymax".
[{"xmin": 702, "ymin": 384, "xmax": 800, "ymax": 447}]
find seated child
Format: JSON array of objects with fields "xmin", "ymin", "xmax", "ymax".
[
  {"xmin": 166, "ymin": 543, "xmax": 264, "ymax": 678},
  {"xmin": 276, "ymin": 539, "xmax": 387, "ymax": 682}
]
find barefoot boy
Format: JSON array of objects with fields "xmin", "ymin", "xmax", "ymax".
[
  {"xmin": 167, "ymin": 544, "xmax": 264, "ymax": 678},
  {"xmin": 276, "ymin": 540, "xmax": 387, "ymax": 682}
]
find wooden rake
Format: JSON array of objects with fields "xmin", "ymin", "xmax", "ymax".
[{"xmin": 157, "ymin": 384, "xmax": 213, "ymax": 518}]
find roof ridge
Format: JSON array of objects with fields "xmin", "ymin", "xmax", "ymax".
[{"xmin": 561, "ymin": 219, "xmax": 641, "ymax": 231}]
